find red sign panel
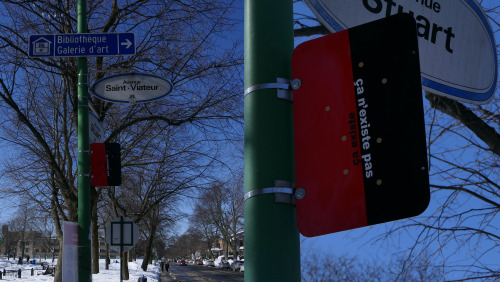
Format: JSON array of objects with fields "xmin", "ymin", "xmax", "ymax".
[
  {"xmin": 91, "ymin": 143, "xmax": 107, "ymax": 186},
  {"xmin": 91, "ymin": 143, "xmax": 122, "ymax": 186},
  {"xmin": 293, "ymin": 14, "xmax": 430, "ymax": 237}
]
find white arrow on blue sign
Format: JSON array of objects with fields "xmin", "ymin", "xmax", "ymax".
[{"xmin": 29, "ymin": 33, "xmax": 135, "ymax": 57}]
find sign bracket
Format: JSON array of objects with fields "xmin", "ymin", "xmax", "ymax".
[
  {"xmin": 244, "ymin": 180, "xmax": 295, "ymax": 205},
  {"xmin": 244, "ymin": 78, "xmax": 293, "ymax": 101}
]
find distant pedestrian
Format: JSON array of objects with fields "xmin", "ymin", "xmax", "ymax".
[
  {"xmin": 166, "ymin": 262, "xmax": 169, "ymax": 272},
  {"xmin": 160, "ymin": 260, "xmax": 165, "ymax": 272}
]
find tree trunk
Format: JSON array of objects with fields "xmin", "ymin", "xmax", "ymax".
[
  {"xmin": 105, "ymin": 244, "xmax": 110, "ymax": 270},
  {"xmin": 141, "ymin": 230, "xmax": 155, "ymax": 271},
  {"xmin": 53, "ymin": 239, "xmax": 64, "ymax": 282},
  {"xmin": 224, "ymin": 240, "xmax": 229, "ymax": 260},
  {"xmin": 18, "ymin": 240, "xmax": 25, "ymax": 264}
]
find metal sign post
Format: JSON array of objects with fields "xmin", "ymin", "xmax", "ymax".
[{"xmin": 244, "ymin": 0, "xmax": 300, "ymax": 280}]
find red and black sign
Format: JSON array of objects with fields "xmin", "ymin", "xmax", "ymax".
[
  {"xmin": 293, "ymin": 14, "xmax": 430, "ymax": 237},
  {"xmin": 91, "ymin": 143, "xmax": 122, "ymax": 186}
]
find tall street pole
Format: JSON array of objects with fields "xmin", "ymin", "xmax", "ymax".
[
  {"xmin": 244, "ymin": 0, "xmax": 300, "ymax": 281},
  {"xmin": 77, "ymin": 0, "xmax": 91, "ymax": 281}
]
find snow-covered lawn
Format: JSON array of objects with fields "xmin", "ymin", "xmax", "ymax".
[{"xmin": 0, "ymin": 257, "xmax": 160, "ymax": 281}]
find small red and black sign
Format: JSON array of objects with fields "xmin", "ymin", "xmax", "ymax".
[
  {"xmin": 91, "ymin": 143, "xmax": 122, "ymax": 186},
  {"xmin": 293, "ymin": 14, "xmax": 429, "ymax": 237}
]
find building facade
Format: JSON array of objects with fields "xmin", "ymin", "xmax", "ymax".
[{"xmin": 1, "ymin": 225, "xmax": 119, "ymax": 260}]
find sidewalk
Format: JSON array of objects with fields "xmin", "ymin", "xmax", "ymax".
[{"xmin": 160, "ymin": 269, "xmax": 177, "ymax": 281}]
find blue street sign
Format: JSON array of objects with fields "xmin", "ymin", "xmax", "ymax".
[{"xmin": 29, "ymin": 33, "xmax": 135, "ymax": 57}]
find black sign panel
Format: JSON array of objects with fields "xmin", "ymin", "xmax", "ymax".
[
  {"xmin": 349, "ymin": 14, "xmax": 430, "ymax": 225},
  {"xmin": 105, "ymin": 143, "xmax": 122, "ymax": 186}
]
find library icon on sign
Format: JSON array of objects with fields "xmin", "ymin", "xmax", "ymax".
[{"xmin": 32, "ymin": 37, "xmax": 52, "ymax": 56}]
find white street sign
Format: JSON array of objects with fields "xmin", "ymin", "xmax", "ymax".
[
  {"xmin": 92, "ymin": 73, "xmax": 173, "ymax": 104},
  {"xmin": 62, "ymin": 221, "xmax": 78, "ymax": 282},
  {"xmin": 304, "ymin": 0, "xmax": 498, "ymax": 104},
  {"xmin": 89, "ymin": 110, "xmax": 104, "ymax": 143}
]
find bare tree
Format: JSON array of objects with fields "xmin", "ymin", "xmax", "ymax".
[
  {"xmin": 6, "ymin": 202, "xmax": 33, "ymax": 264},
  {"xmin": 165, "ymin": 230, "xmax": 204, "ymax": 260},
  {"xmin": 191, "ymin": 205, "xmax": 221, "ymax": 259},
  {"xmin": 193, "ymin": 173, "xmax": 244, "ymax": 259},
  {"xmin": 301, "ymin": 248, "xmax": 443, "ymax": 281},
  {"xmin": 301, "ymin": 252, "xmax": 387, "ymax": 281},
  {"xmin": 0, "ymin": 0, "xmax": 242, "ymax": 281},
  {"xmin": 1, "ymin": 224, "xmax": 18, "ymax": 260},
  {"xmin": 105, "ymin": 138, "xmax": 205, "ymax": 271}
]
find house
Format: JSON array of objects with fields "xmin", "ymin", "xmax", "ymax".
[
  {"xmin": 32, "ymin": 37, "xmax": 52, "ymax": 56},
  {"xmin": 210, "ymin": 231, "xmax": 244, "ymax": 259},
  {"xmin": 0, "ymin": 225, "xmax": 57, "ymax": 260},
  {"xmin": 1, "ymin": 225, "xmax": 120, "ymax": 261}
]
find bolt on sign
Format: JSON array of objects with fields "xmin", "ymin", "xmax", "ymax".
[
  {"xmin": 91, "ymin": 143, "xmax": 122, "ymax": 186},
  {"xmin": 293, "ymin": 14, "xmax": 430, "ymax": 237}
]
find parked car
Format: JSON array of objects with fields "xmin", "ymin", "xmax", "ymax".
[
  {"xmin": 179, "ymin": 260, "xmax": 187, "ymax": 266},
  {"xmin": 217, "ymin": 260, "xmax": 230, "ymax": 270},
  {"xmin": 204, "ymin": 259, "xmax": 215, "ymax": 267},
  {"xmin": 196, "ymin": 259, "xmax": 204, "ymax": 265},
  {"xmin": 230, "ymin": 260, "xmax": 244, "ymax": 271},
  {"xmin": 239, "ymin": 264, "xmax": 244, "ymax": 272}
]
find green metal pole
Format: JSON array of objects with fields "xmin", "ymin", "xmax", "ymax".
[
  {"xmin": 244, "ymin": 0, "xmax": 300, "ymax": 281},
  {"xmin": 77, "ymin": 0, "xmax": 91, "ymax": 281}
]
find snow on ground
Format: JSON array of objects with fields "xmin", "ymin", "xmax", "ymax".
[{"xmin": 0, "ymin": 257, "xmax": 160, "ymax": 281}]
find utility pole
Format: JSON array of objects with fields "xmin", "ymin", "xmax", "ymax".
[
  {"xmin": 77, "ymin": 0, "xmax": 91, "ymax": 281},
  {"xmin": 244, "ymin": 0, "xmax": 300, "ymax": 281}
]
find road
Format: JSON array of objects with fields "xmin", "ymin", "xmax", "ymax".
[{"xmin": 161, "ymin": 264, "xmax": 244, "ymax": 282}]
